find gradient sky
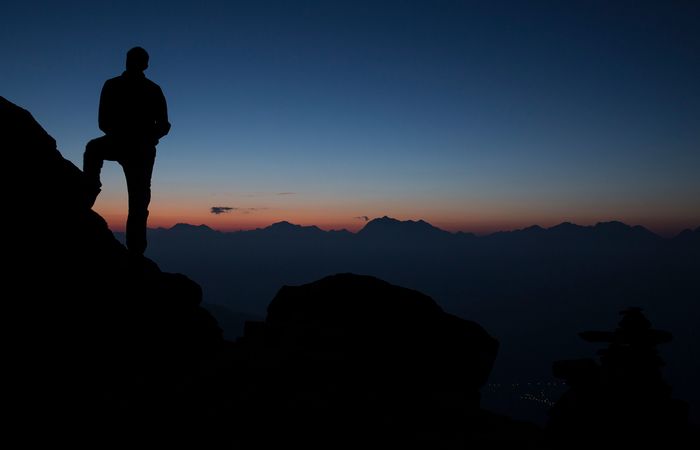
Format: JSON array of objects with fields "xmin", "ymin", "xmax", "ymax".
[{"xmin": 3, "ymin": 0, "xmax": 699, "ymax": 235}]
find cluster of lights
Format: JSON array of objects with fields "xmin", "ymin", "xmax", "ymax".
[
  {"xmin": 520, "ymin": 392, "xmax": 556, "ymax": 407},
  {"xmin": 482, "ymin": 380, "xmax": 568, "ymax": 407}
]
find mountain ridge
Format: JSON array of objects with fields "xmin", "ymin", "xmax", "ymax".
[{"xmin": 137, "ymin": 217, "xmax": 698, "ymax": 240}]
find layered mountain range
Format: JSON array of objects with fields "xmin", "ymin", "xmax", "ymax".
[{"xmin": 133, "ymin": 185, "xmax": 699, "ymax": 427}]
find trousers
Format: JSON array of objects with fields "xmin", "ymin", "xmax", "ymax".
[{"xmin": 84, "ymin": 135, "xmax": 156, "ymax": 254}]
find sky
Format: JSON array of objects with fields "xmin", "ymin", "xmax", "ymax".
[{"xmin": 2, "ymin": 0, "xmax": 699, "ymax": 235}]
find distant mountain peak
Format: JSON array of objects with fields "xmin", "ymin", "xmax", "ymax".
[
  {"xmin": 262, "ymin": 221, "xmax": 322, "ymax": 234},
  {"xmin": 594, "ymin": 220, "xmax": 630, "ymax": 230},
  {"xmin": 547, "ymin": 222, "xmax": 585, "ymax": 234},
  {"xmin": 368, "ymin": 216, "xmax": 402, "ymax": 225},
  {"xmin": 484, "ymin": 220, "xmax": 661, "ymax": 242},
  {"xmin": 672, "ymin": 226, "xmax": 700, "ymax": 243},
  {"xmin": 170, "ymin": 223, "xmax": 216, "ymax": 232},
  {"xmin": 358, "ymin": 216, "xmax": 450, "ymax": 237},
  {"xmin": 594, "ymin": 221, "xmax": 659, "ymax": 240},
  {"xmin": 266, "ymin": 220, "xmax": 298, "ymax": 229},
  {"xmin": 551, "ymin": 221, "xmax": 577, "ymax": 229}
]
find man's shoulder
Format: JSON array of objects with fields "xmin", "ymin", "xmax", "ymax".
[
  {"xmin": 103, "ymin": 75, "xmax": 119, "ymax": 85},
  {"xmin": 106, "ymin": 73, "xmax": 159, "ymax": 84},
  {"xmin": 103, "ymin": 75, "xmax": 126, "ymax": 90},
  {"xmin": 143, "ymin": 77, "xmax": 164, "ymax": 92},
  {"xmin": 103, "ymin": 73, "xmax": 164, "ymax": 95}
]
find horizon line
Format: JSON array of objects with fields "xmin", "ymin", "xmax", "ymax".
[{"xmin": 105, "ymin": 217, "xmax": 699, "ymax": 239}]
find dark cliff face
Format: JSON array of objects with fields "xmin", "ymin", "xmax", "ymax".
[{"xmin": 3, "ymin": 96, "xmax": 224, "ymax": 439}]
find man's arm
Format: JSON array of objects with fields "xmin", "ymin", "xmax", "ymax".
[
  {"xmin": 153, "ymin": 86, "xmax": 171, "ymax": 140},
  {"xmin": 97, "ymin": 80, "xmax": 115, "ymax": 135}
]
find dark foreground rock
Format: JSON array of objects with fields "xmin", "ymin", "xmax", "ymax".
[
  {"xmin": 220, "ymin": 274, "xmax": 540, "ymax": 446},
  {"xmin": 3, "ymin": 96, "xmax": 224, "ymax": 441},
  {"xmin": 548, "ymin": 308, "xmax": 691, "ymax": 445}
]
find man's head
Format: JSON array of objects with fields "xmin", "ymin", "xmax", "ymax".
[{"xmin": 126, "ymin": 47, "xmax": 149, "ymax": 72}]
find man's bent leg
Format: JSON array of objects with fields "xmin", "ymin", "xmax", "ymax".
[
  {"xmin": 83, "ymin": 136, "xmax": 118, "ymax": 207},
  {"xmin": 121, "ymin": 147, "xmax": 156, "ymax": 254}
]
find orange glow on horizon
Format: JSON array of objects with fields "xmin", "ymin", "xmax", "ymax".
[
  {"xmin": 96, "ymin": 205, "xmax": 696, "ymax": 238},
  {"xmin": 87, "ymin": 168, "xmax": 700, "ymax": 239},
  {"xmin": 91, "ymin": 183, "xmax": 699, "ymax": 238}
]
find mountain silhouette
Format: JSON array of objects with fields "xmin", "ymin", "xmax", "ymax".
[
  {"xmin": 672, "ymin": 227, "xmax": 700, "ymax": 247},
  {"xmin": 255, "ymin": 220, "xmax": 327, "ymax": 237},
  {"xmin": 167, "ymin": 222, "xmax": 219, "ymax": 234},
  {"xmin": 358, "ymin": 215, "xmax": 452, "ymax": 240},
  {"xmin": 146, "ymin": 216, "xmax": 691, "ymax": 243},
  {"xmin": 265, "ymin": 219, "xmax": 319, "ymax": 231},
  {"xmin": 485, "ymin": 220, "xmax": 662, "ymax": 246}
]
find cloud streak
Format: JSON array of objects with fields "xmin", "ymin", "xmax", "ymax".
[
  {"xmin": 354, "ymin": 216, "xmax": 370, "ymax": 222},
  {"xmin": 211, "ymin": 206, "xmax": 235, "ymax": 215},
  {"xmin": 210, "ymin": 206, "xmax": 269, "ymax": 215}
]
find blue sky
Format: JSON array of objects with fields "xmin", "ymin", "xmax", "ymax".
[{"xmin": 2, "ymin": 0, "xmax": 699, "ymax": 234}]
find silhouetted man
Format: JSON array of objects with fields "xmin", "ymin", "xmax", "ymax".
[{"xmin": 84, "ymin": 47, "xmax": 170, "ymax": 254}]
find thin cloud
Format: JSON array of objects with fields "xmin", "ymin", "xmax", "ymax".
[
  {"xmin": 211, "ymin": 206, "xmax": 235, "ymax": 215},
  {"xmin": 277, "ymin": 192, "xmax": 296, "ymax": 196},
  {"xmin": 211, "ymin": 206, "xmax": 269, "ymax": 215},
  {"xmin": 354, "ymin": 216, "xmax": 370, "ymax": 222}
]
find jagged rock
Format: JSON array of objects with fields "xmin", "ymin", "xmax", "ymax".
[{"xmin": 2, "ymin": 96, "xmax": 223, "ymax": 441}]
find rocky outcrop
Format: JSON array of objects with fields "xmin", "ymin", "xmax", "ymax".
[
  {"xmin": 3, "ymin": 96, "xmax": 223, "ymax": 440},
  {"xmin": 264, "ymin": 273, "xmax": 498, "ymax": 394},
  {"xmin": 548, "ymin": 308, "xmax": 690, "ymax": 444},
  {"xmin": 224, "ymin": 274, "xmax": 528, "ymax": 446}
]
